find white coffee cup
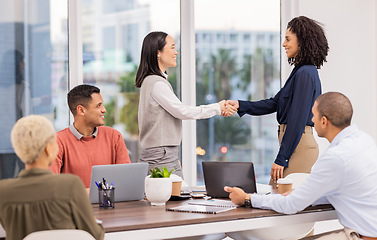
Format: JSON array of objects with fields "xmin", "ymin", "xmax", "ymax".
[{"xmin": 277, "ymin": 178, "xmax": 293, "ymax": 194}]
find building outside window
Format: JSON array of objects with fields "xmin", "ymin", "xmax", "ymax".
[
  {"xmin": 194, "ymin": 0, "xmax": 280, "ymax": 184},
  {"xmin": 81, "ymin": 0, "xmax": 180, "ymax": 163},
  {"xmin": 1, "ymin": 0, "xmax": 281, "ymax": 185},
  {"xmin": 0, "ymin": 0, "xmax": 69, "ymax": 179}
]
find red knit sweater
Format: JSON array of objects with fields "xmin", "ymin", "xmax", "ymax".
[{"xmin": 49, "ymin": 126, "xmax": 130, "ymax": 187}]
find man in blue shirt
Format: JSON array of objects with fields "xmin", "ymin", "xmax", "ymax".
[{"xmin": 225, "ymin": 92, "xmax": 377, "ymax": 239}]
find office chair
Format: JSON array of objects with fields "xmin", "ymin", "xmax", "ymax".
[
  {"xmin": 285, "ymin": 173, "xmax": 310, "ymax": 189},
  {"xmin": 23, "ymin": 229, "xmax": 96, "ymax": 240}
]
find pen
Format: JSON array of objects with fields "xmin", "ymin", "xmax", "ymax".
[
  {"xmin": 110, "ymin": 181, "xmax": 114, "ymax": 189},
  {"xmin": 99, "ymin": 182, "xmax": 106, "ymax": 190},
  {"xmin": 95, "ymin": 181, "xmax": 100, "ymax": 189}
]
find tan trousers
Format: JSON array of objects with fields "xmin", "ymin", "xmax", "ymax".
[
  {"xmin": 302, "ymin": 228, "xmax": 365, "ymax": 240},
  {"xmin": 270, "ymin": 124, "xmax": 319, "ymax": 186}
]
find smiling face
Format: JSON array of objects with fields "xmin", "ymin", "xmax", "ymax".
[
  {"xmin": 83, "ymin": 93, "xmax": 106, "ymax": 127},
  {"xmin": 157, "ymin": 35, "xmax": 178, "ymax": 72},
  {"xmin": 282, "ymin": 29, "xmax": 299, "ymax": 59}
]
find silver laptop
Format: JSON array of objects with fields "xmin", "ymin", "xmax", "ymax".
[
  {"xmin": 89, "ymin": 163, "xmax": 148, "ymax": 204},
  {"xmin": 202, "ymin": 161, "xmax": 257, "ymax": 198}
]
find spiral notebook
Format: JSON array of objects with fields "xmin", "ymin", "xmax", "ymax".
[
  {"xmin": 187, "ymin": 199, "xmax": 238, "ymax": 208},
  {"xmin": 166, "ymin": 204, "xmax": 236, "ymax": 214}
]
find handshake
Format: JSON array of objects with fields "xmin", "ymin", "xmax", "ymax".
[{"xmin": 218, "ymin": 100, "xmax": 239, "ymax": 117}]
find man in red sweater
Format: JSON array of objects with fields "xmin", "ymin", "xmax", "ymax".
[{"xmin": 50, "ymin": 84, "xmax": 130, "ymax": 187}]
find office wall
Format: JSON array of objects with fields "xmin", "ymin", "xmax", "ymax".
[{"xmin": 281, "ymin": 0, "xmax": 377, "ymax": 153}]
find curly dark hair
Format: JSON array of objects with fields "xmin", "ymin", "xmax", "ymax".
[{"xmin": 287, "ymin": 16, "xmax": 329, "ymax": 69}]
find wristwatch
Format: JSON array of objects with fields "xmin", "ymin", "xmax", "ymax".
[{"xmin": 244, "ymin": 194, "xmax": 252, "ymax": 207}]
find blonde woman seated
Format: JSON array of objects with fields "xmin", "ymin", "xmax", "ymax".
[{"xmin": 0, "ymin": 115, "xmax": 104, "ymax": 240}]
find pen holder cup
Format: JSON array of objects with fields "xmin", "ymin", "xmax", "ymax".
[{"xmin": 98, "ymin": 188, "xmax": 115, "ymax": 209}]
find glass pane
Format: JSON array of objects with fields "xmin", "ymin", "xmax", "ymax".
[
  {"xmin": 0, "ymin": 0, "xmax": 69, "ymax": 179},
  {"xmin": 195, "ymin": 0, "xmax": 281, "ymax": 184},
  {"xmin": 82, "ymin": 0, "xmax": 180, "ymax": 162}
]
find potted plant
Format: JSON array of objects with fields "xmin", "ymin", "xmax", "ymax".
[{"xmin": 145, "ymin": 167, "xmax": 174, "ymax": 206}]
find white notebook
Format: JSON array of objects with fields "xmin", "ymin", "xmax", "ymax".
[
  {"xmin": 166, "ymin": 204, "xmax": 236, "ymax": 214},
  {"xmin": 187, "ymin": 199, "xmax": 238, "ymax": 208}
]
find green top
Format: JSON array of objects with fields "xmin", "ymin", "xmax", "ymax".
[{"xmin": 0, "ymin": 168, "xmax": 104, "ymax": 240}]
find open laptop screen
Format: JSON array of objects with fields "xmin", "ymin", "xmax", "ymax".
[
  {"xmin": 89, "ymin": 163, "xmax": 148, "ymax": 204},
  {"xmin": 202, "ymin": 162, "xmax": 257, "ymax": 198}
]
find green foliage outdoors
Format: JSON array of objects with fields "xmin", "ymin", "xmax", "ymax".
[
  {"xmin": 116, "ymin": 65, "xmax": 140, "ymax": 136},
  {"xmin": 150, "ymin": 166, "xmax": 174, "ymax": 178},
  {"xmin": 196, "ymin": 49, "xmax": 249, "ymax": 151},
  {"xmin": 119, "ymin": 65, "xmax": 139, "ymax": 92},
  {"xmin": 104, "ymin": 98, "xmax": 115, "ymax": 126},
  {"xmin": 210, "ymin": 48, "xmax": 237, "ymax": 100},
  {"xmin": 214, "ymin": 117, "xmax": 250, "ymax": 145},
  {"xmin": 196, "ymin": 48, "xmax": 279, "ymax": 154},
  {"xmin": 119, "ymin": 92, "xmax": 139, "ymax": 136}
]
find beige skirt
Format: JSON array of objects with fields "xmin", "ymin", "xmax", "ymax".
[{"xmin": 270, "ymin": 124, "xmax": 319, "ymax": 186}]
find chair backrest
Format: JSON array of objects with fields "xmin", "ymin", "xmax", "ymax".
[
  {"xmin": 284, "ymin": 173, "xmax": 310, "ymax": 189},
  {"xmin": 23, "ymin": 229, "xmax": 95, "ymax": 240}
]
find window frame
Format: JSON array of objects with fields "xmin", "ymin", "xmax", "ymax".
[
  {"xmin": 69, "ymin": 0, "xmax": 282, "ymax": 187},
  {"xmin": 68, "ymin": 0, "xmax": 83, "ymax": 124}
]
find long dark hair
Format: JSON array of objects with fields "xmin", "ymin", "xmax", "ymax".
[
  {"xmin": 135, "ymin": 31, "xmax": 168, "ymax": 88},
  {"xmin": 287, "ymin": 16, "xmax": 329, "ymax": 69}
]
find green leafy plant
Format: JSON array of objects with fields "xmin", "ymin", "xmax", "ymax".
[{"xmin": 149, "ymin": 167, "xmax": 174, "ymax": 178}]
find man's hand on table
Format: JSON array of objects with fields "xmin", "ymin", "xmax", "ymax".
[{"xmin": 224, "ymin": 186, "xmax": 248, "ymax": 206}]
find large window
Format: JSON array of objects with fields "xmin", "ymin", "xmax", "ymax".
[
  {"xmin": 0, "ymin": 0, "xmax": 69, "ymax": 179},
  {"xmin": 194, "ymin": 0, "xmax": 281, "ymax": 184},
  {"xmin": 0, "ymin": 0, "xmax": 281, "ymax": 185},
  {"xmin": 81, "ymin": 0, "xmax": 180, "ymax": 162}
]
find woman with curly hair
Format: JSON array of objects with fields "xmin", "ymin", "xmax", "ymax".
[{"xmin": 227, "ymin": 16, "xmax": 329, "ymax": 186}]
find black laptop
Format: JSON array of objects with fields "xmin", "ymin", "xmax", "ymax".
[{"xmin": 202, "ymin": 161, "xmax": 257, "ymax": 198}]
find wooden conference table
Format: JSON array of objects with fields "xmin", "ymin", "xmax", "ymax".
[
  {"xmin": 94, "ymin": 199, "xmax": 337, "ymax": 240},
  {"xmin": 0, "ymin": 198, "xmax": 336, "ymax": 240}
]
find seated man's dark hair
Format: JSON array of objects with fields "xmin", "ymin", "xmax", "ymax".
[
  {"xmin": 67, "ymin": 84, "xmax": 100, "ymax": 115},
  {"xmin": 316, "ymin": 92, "xmax": 353, "ymax": 128}
]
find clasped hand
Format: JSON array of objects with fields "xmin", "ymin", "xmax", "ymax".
[{"xmin": 218, "ymin": 100, "xmax": 239, "ymax": 117}]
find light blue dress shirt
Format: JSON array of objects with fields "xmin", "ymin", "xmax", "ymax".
[{"xmin": 251, "ymin": 125, "xmax": 377, "ymax": 237}]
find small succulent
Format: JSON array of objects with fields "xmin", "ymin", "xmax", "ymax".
[{"xmin": 150, "ymin": 166, "xmax": 174, "ymax": 178}]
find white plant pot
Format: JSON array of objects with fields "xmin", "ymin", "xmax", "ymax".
[{"xmin": 145, "ymin": 176, "xmax": 172, "ymax": 206}]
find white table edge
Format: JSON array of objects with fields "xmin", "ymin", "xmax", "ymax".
[{"xmin": 104, "ymin": 209, "xmax": 338, "ymax": 240}]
